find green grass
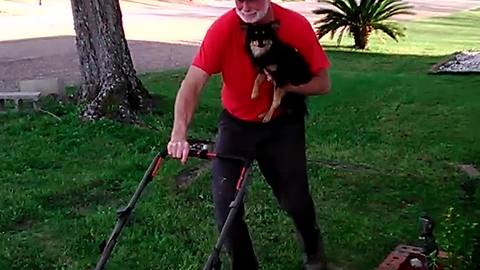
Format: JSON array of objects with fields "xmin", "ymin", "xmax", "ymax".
[
  {"xmin": 1, "ymin": 9, "xmax": 480, "ymax": 270},
  {"xmin": 319, "ymin": 8, "xmax": 480, "ymax": 55}
]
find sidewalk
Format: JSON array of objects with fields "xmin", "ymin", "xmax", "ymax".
[
  {"xmin": 0, "ymin": 0, "xmax": 479, "ymax": 91},
  {"xmin": 2, "ymin": 0, "xmax": 479, "ymax": 43}
]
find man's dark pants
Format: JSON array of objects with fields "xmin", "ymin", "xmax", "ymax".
[{"xmin": 212, "ymin": 110, "xmax": 323, "ymax": 269}]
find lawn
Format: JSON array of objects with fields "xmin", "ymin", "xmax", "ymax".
[{"xmin": 0, "ymin": 8, "xmax": 479, "ymax": 270}]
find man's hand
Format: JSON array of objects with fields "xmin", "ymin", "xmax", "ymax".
[
  {"xmin": 168, "ymin": 66, "xmax": 210, "ymax": 164},
  {"xmin": 167, "ymin": 138, "xmax": 190, "ymax": 164}
]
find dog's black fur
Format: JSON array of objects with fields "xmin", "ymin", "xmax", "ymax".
[{"xmin": 244, "ymin": 21, "xmax": 312, "ymax": 116}]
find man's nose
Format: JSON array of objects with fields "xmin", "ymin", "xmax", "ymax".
[{"xmin": 241, "ymin": 1, "xmax": 252, "ymax": 11}]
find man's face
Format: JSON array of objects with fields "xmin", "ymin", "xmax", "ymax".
[{"xmin": 235, "ymin": 0, "xmax": 270, "ymax": 24}]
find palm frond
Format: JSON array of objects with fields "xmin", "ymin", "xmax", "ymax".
[
  {"xmin": 312, "ymin": 0, "xmax": 412, "ymax": 48},
  {"xmin": 369, "ymin": 0, "xmax": 392, "ymax": 20},
  {"xmin": 360, "ymin": 0, "xmax": 379, "ymax": 24},
  {"xmin": 314, "ymin": 11, "xmax": 350, "ymax": 26},
  {"xmin": 318, "ymin": 0, "xmax": 349, "ymax": 13},
  {"xmin": 312, "ymin": 8, "xmax": 344, "ymax": 16},
  {"xmin": 371, "ymin": 21, "xmax": 406, "ymax": 41},
  {"xmin": 336, "ymin": 25, "xmax": 349, "ymax": 45},
  {"xmin": 344, "ymin": 0, "xmax": 359, "ymax": 10},
  {"xmin": 315, "ymin": 20, "xmax": 350, "ymax": 39},
  {"xmin": 319, "ymin": 0, "xmax": 357, "ymax": 20},
  {"xmin": 376, "ymin": 3, "xmax": 415, "ymax": 21},
  {"xmin": 371, "ymin": 0, "xmax": 414, "ymax": 21}
]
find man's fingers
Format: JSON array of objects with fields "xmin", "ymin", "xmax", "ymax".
[
  {"xmin": 181, "ymin": 145, "xmax": 189, "ymax": 164},
  {"xmin": 167, "ymin": 142, "xmax": 175, "ymax": 156},
  {"xmin": 168, "ymin": 140, "xmax": 190, "ymax": 164},
  {"xmin": 168, "ymin": 141, "xmax": 178, "ymax": 158},
  {"xmin": 174, "ymin": 143, "xmax": 182, "ymax": 159}
]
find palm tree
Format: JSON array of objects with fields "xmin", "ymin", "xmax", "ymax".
[{"xmin": 312, "ymin": 0, "xmax": 414, "ymax": 49}]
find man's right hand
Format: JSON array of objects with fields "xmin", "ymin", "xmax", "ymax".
[
  {"xmin": 167, "ymin": 139, "xmax": 190, "ymax": 164},
  {"xmin": 167, "ymin": 66, "xmax": 210, "ymax": 164}
]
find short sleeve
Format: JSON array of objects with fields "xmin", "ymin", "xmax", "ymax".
[{"xmin": 192, "ymin": 15, "xmax": 231, "ymax": 75}]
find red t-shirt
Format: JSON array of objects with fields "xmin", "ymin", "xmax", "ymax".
[{"xmin": 192, "ymin": 3, "xmax": 330, "ymax": 122}]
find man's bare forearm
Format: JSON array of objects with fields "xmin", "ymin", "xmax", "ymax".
[
  {"xmin": 286, "ymin": 69, "xmax": 330, "ymax": 96},
  {"xmin": 170, "ymin": 66, "xmax": 210, "ymax": 140},
  {"xmin": 171, "ymin": 84, "xmax": 198, "ymax": 140}
]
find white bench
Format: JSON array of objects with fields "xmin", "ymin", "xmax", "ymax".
[
  {"xmin": 19, "ymin": 78, "xmax": 65, "ymax": 100},
  {"xmin": 0, "ymin": 91, "xmax": 41, "ymax": 112}
]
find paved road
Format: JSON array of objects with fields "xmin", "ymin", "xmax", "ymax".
[{"xmin": 0, "ymin": 0, "xmax": 479, "ymax": 91}]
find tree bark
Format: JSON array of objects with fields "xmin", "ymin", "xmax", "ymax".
[
  {"xmin": 352, "ymin": 25, "xmax": 372, "ymax": 50},
  {"xmin": 70, "ymin": 0, "xmax": 153, "ymax": 123}
]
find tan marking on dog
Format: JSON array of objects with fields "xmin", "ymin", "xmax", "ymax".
[
  {"xmin": 260, "ymin": 86, "xmax": 286, "ymax": 123},
  {"xmin": 250, "ymin": 40, "xmax": 272, "ymax": 57},
  {"xmin": 266, "ymin": 64, "xmax": 277, "ymax": 71},
  {"xmin": 251, "ymin": 73, "xmax": 265, "ymax": 99}
]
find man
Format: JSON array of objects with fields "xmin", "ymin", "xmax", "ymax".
[{"xmin": 167, "ymin": 0, "xmax": 331, "ymax": 269}]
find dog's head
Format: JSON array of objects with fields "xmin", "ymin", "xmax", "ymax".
[{"xmin": 243, "ymin": 21, "xmax": 279, "ymax": 58}]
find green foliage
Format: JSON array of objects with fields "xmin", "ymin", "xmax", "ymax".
[
  {"xmin": 438, "ymin": 206, "xmax": 480, "ymax": 270},
  {"xmin": 313, "ymin": 0, "xmax": 414, "ymax": 48},
  {"xmin": 1, "ymin": 9, "xmax": 479, "ymax": 270}
]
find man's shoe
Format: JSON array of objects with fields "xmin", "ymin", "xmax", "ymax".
[
  {"xmin": 304, "ymin": 262, "xmax": 327, "ymax": 270},
  {"xmin": 296, "ymin": 228, "xmax": 328, "ymax": 270},
  {"xmin": 303, "ymin": 252, "xmax": 328, "ymax": 270}
]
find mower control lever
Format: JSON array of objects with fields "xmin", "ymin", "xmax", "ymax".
[
  {"xmin": 187, "ymin": 142, "xmax": 250, "ymax": 167},
  {"xmin": 188, "ymin": 142, "xmax": 214, "ymax": 160}
]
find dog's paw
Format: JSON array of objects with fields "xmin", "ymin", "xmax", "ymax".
[
  {"xmin": 258, "ymin": 112, "xmax": 272, "ymax": 123},
  {"xmin": 262, "ymin": 116, "xmax": 272, "ymax": 123},
  {"xmin": 262, "ymin": 115, "xmax": 273, "ymax": 123},
  {"xmin": 251, "ymin": 90, "xmax": 259, "ymax": 99}
]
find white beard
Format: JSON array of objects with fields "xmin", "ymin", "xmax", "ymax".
[{"xmin": 235, "ymin": 3, "xmax": 270, "ymax": 23}]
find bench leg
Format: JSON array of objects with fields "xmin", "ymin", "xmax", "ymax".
[
  {"xmin": 33, "ymin": 101, "xmax": 40, "ymax": 111},
  {"xmin": 0, "ymin": 99, "xmax": 4, "ymax": 112},
  {"xmin": 14, "ymin": 99, "xmax": 20, "ymax": 112}
]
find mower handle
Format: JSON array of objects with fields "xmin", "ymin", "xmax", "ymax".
[
  {"xmin": 95, "ymin": 140, "xmax": 250, "ymax": 270},
  {"xmin": 161, "ymin": 140, "xmax": 249, "ymax": 165}
]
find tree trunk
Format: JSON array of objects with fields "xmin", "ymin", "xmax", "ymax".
[
  {"xmin": 70, "ymin": 0, "xmax": 153, "ymax": 123},
  {"xmin": 352, "ymin": 25, "xmax": 372, "ymax": 50}
]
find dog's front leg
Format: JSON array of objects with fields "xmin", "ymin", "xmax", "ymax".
[
  {"xmin": 260, "ymin": 86, "xmax": 286, "ymax": 123},
  {"xmin": 251, "ymin": 72, "xmax": 265, "ymax": 99}
]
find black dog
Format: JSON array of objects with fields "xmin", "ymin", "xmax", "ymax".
[{"xmin": 244, "ymin": 21, "xmax": 311, "ymax": 122}]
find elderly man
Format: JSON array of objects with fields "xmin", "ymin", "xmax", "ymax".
[{"xmin": 167, "ymin": 0, "xmax": 331, "ymax": 269}]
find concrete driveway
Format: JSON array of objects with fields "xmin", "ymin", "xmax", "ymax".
[{"xmin": 0, "ymin": 0, "xmax": 479, "ymax": 91}]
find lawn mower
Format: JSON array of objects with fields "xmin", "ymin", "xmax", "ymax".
[{"xmin": 93, "ymin": 140, "xmax": 251, "ymax": 270}]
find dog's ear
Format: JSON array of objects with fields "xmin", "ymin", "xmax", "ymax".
[{"xmin": 271, "ymin": 20, "xmax": 280, "ymax": 30}]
